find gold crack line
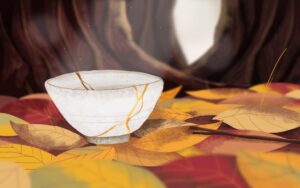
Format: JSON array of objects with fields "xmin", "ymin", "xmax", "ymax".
[{"xmin": 96, "ymin": 84, "xmax": 148, "ymax": 137}]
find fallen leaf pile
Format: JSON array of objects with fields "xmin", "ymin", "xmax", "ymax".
[{"xmin": 1, "ymin": 83, "xmax": 300, "ymax": 187}]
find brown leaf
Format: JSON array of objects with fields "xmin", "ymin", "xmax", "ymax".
[
  {"xmin": 11, "ymin": 122, "xmax": 88, "ymax": 151},
  {"xmin": 134, "ymin": 119, "xmax": 196, "ymax": 137},
  {"xmin": 196, "ymin": 130, "xmax": 289, "ymax": 155},
  {"xmin": 185, "ymin": 115, "xmax": 218, "ymax": 125}
]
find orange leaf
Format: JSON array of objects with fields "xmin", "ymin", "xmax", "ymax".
[
  {"xmin": 55, "ymin": 146, "xmax": 115, "ymax": 162},
  {"xmin": 158, "ymin": 86, "xmax": 182, "ymax": 103},
  {"xmin": 149, "ymin": 108, "xmax": 192, "ymax": 120},
  {"xmin": 113, "ymin": 139, "xmax": 181, "ymax": 166},
  {"xmin": 237, "ymin": 151, "xmax": 300, "ymax": 187},
  {"xmin": 133, "ymin": 122, "xmax": 221, "ymax": 152},
  {"xmin": 20, "ymin": 93, "xmax": 51, "ymax": 100},
  {"xmin": 187, "ymin": 88, "xmax": 251, "ymax": 100}
]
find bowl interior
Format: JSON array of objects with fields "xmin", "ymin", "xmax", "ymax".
[{"xmin": 46, "ymin": 70, "xmax": 162, "ymax": 90}]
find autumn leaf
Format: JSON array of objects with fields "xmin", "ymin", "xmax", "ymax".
[
  {"xmin": 249, "ymin": 83, "xmax": 300, "ymax": 94},
  {"xmin": 0, "ymin": 162, "xmax": 30, "ymax": 188},
  {"xmin": 0, "ymin": 113, "xmax": 28, "ymax": 136},
  {"xmin": 0, "ymin": 144, "xmax": 54, "ymax": 170},
  {"xmin": 196, "ymin": 130, "xmax": 289, "ymax": 155},
  {"xmin": 185, "ymin": 115, "xmax": 218, "ymax": 125},
  {"xmin": 55, "ymin": 146, "xmax": 115, "ymax": 162},
  {"xmin": 0, "ymin": 99, "xmax": 77, "ymax": 132},
  {"xmin": 283, "ymin": 99, "xmax": 300, "ymax": 113},
  {"xmin": 113, "ymin": 140, "xmax": 181, "ymax": 166},
  {"xmin": 0, "ymin": 95, "xmax": 17, "ymax": 109},
  {"xmin": 237, "ymin": 151, "xmax": 300, "ymax": 188},
  {"xmin": 214, "ymin": 106, "xmax": 300, "ymax": 133},
  {"xmin": 20, "ymin": 93, "xmax": 51, "ymax": 100},
  {"xmin": 11, "ymin": 122, "xmax": 88, "ymax": 151},
  {"xmin": 169, "ymin": 98, "xmax": 240, "ymax": 115},
  {"xmin": 134, "ymin": 119, "xmax": 196, "ymax": 137},
  {"xmin": 133, "ymin": 122, "xmax": 221, "ymax": 152},
  {"xmin": 286, "ymin": 90, "xmax": 300, "ymax": 99},
  {"xmin": 149, "ymin": 108, "xmax": 192, "ymax": 120},
  {"xmin": 176, "ymin": 146, "xmax": 203, "ymax": 157},
  {"xmin": 187, "ymin": 88, "xmax": 252, "ymax": 100},
  {"xmin": 158, "ymin": 86, "xmax": 182, "ymax": 103},
  {"xmin": 169, "ymin": 98, "xmax": 216, "ymax": 112},
  {"xmin": 150, "ymin": 155, "xmax": 249, "ymax": 188},
  {"xmin": 30, "ymin": 160, "xmax": 165, "ymax": 188},
  {"xmin": 221, "ymin": 93, "xmax": 293, "ymax": 106},
  {"xmin": 156, "ymin": 99, "xmax": 181, "ymax": 109}
]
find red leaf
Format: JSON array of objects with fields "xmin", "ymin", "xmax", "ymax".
[
  {"xmin": 0, "ymin": 99, "xmax": 77, "ymax": 133},
  {"xmin": 0, "ymin": 96, "xmax": 17, "ymax": 109},
  {"xmin": 149, "ymin": 155, "xmax": 249, "ymax": 188}
]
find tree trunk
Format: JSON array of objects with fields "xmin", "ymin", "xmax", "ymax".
[{"xmin": 0, "ymin": 0, "xmax": 300, "ymax": 97}]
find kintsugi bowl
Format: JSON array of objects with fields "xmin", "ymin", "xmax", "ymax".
[{"xmin": 45, "ymin": 70, "xmax": 163, "ymax": 144}]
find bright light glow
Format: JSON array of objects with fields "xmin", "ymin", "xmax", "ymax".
[{"xmin": 173, "ymin": 0, "xmax": 221, "ymax": 64}]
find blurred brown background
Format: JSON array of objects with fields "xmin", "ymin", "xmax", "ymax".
[{"xmin": 0, "ymin": 0, "xmax": 299, "ymax": 97}]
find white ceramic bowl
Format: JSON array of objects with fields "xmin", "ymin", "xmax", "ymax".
[{"xmin": 45, "ymin": 70, "xmax": 163, "ymax": 144}]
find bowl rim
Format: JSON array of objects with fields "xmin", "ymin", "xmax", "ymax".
[{"xmin": 45, "ymin": 70, "xmax": 163, "ymax": 91}]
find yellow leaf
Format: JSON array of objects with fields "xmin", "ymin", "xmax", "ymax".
[
  {"xmin": 170, "ymin": 99, "xmax": 217, "ymax": 112},
  {"xmin": 177, "ymin": 146, "xmax": 203, "ymax": 157},
  {"xmin": 0, "ymin": 144, "xmax": 54, "ymax": 170},
  {"xmin": 214, "ymin": 106, "xmax": 300, "ymax": 133},
  {"xmin": 113, "ymin": 140, "xmax": 181, "ymax": 166},
  {"xmin": 134, "ymin": 119, "xmax": 196, "ymax": 137},
  {"xmin": 0, "ymin": 162, "xmax": 30, "ymax": 188},
  {"xmin": 149, "ymin": 108, "xmax": 192, "ymax": 120},
  {"xmin": 158, "ymin": 86, "xmax": 182, "ymax": 103},
  {"xmin": 55, "ymin": 146, "xmax": 115, "ymax": 162},
  {"xmin": 237, "ymin": 151, "xmax": 300, "ymax": 188},
  {"xmin": 286, "ymin": 90, "xmax": 300, "ymax": 99},
  {"xmin": 168, "ymin": 98, "xmax": 240, "ymax": 115},
  {"xmin": 187, "ymin": 88, "xmax": 251, "ymax": 100},
  {"xmin": 133, "ymin": 122, "xmax": 221, "ymax": 152},
  {"xmin": 11, "ymin": 122, "xmax": 88, "ymax": 151},
  {"xmin": 0, "ymin": 113, "xmax": 28, "ymax": 136},
  {"xmin": 30, "ymin": 160, "xmax": 165, "ymax": 188}
]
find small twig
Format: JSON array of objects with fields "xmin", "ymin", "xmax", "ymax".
[
  {"xmin": 75, "ymin": 71, "xmax": 94, "ymax": 90},
  {"xmin": 192, "ymin": 126, "xmax": 300, "ymax": 144}
]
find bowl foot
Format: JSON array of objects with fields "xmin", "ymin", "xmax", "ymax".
[{"xmin": 86, "ymin": 134, "xmax": 130, "ymax": 144}]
